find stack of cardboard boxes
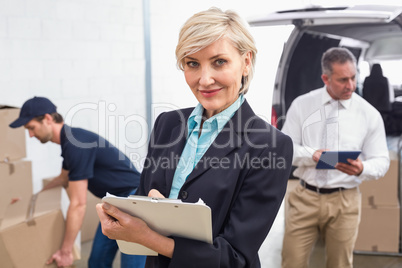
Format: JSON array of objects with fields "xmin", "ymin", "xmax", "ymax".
[
  {"xmin": 0, "ymin": 106, "xmax": 80, "ymax": 267},
  {"xmin": 354, "ymin": 151, "xmax": 401, "ymax": 253},
  {"xmin": 0, "ymin": 106, "xmax": 32, "ymax": 225}
]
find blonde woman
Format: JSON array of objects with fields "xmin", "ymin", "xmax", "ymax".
[{"xmin": 97, "ymin": 7, "xmax": 293, "ymax": 268}]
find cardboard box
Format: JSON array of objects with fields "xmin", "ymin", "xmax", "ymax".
[
  {"xmin": 43, "ymin": 178, "xmax": 101, "ymax": 243},
  {"xmin": 354, "ymin": 205, "xmax": 400, "ymax": 253},
  {"xmin": 0, "ymin": 160, "xmax": 33, "ymax": 221},
  {"xmin": 0, "ymin": 187, "xmax": 80, "ymax": 268},
  {"xmin": 360, "ymin": 154, "xmax": 399, "ymax": 207},
  {"xmin": 0, "ymin": 106, "xmax": 26, "ymax": 161}
]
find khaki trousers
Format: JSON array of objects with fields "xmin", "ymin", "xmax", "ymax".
[{"xmin": 281, "ymin": 183, "xmax": 361, "ymax": 268}]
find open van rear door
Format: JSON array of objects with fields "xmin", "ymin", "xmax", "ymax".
[
  {"xmin": 248, "ymin": 5, "xmax": 402, "ymax": 27},
  {"xmin": 248, "ymin": 5, "xmax": 402, "ymax": 129}
]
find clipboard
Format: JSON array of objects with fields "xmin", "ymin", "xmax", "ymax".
[
  {"xmin": 102, "ymin": 193, "xmax": 213, "ymax": 256},
  {"xmin": 316, "ymin": 151, "xmax": 361, "ymax": 169}
]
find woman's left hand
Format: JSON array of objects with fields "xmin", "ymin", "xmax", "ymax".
[{"xmin": 148, "ymin": 189, "xmax": 165, "ymax": 198}]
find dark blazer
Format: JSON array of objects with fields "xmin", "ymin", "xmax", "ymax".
[{"xmin": 137, "ymin": 100, "xmax": 293, "ymax": 268}]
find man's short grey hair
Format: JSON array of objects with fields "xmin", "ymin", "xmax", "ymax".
[{"xmin": 321, "ymin": 47, "xmax": 357, "ymax": 76}]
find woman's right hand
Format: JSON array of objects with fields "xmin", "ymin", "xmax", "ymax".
[
  {"xmin": 96, "ymin": 198, "xmax": 175, "ymax": 258},
  {"xmin": 96, "ymin": 202, "xmax": 149, "ymax": 243}
]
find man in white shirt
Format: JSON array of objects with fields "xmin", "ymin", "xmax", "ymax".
[{"xmin": 281, "ymin": 47, "xmax": 390, "ymax": 268}]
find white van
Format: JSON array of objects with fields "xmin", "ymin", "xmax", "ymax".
[{"xmin": 248, "ymin": 5, "xmax": 402, "ymax": 140}]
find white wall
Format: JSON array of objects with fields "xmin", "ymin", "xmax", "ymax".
[{"xmin": 0, "ymin": 0, "xmax": 146, "ymax": 193}]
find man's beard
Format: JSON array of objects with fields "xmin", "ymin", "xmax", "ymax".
[{"xmin": 39, "ymin": 134, "xmax": 52, "ymax": 143}]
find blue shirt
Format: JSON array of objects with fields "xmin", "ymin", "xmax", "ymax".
[
  {"xmin": 169, "ymin": 95, "xmax": 245, "ymax": 198},
  {"xmin": 60, "ymin": 125, "xmax": 141, "ymax": 198}
]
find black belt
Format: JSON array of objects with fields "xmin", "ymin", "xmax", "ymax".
[{"xmin": 300, "ymin": 180, "xmax": 345, "ymax": 194}]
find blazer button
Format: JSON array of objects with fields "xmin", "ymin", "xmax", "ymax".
[{"xmin": 181, "ymin": 191, "xmax": 188, "ymax": 200}]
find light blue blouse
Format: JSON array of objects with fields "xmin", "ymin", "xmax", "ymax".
[{"xmin": 169, "ymin": 94, "xmax": 245, "ymax": 198}]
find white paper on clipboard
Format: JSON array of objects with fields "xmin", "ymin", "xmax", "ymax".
[{"xmin": 102, "ymin": 193, "xmax": 213, "ymax": 256}]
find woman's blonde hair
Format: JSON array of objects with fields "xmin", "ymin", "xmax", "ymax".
[{"xmin": 175, "ymin": 7, "xmax": 257, "ymax": 94}]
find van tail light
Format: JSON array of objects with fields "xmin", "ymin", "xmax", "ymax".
[{"xmin": 271, "ymin": 106, "xmax": 278, "ymax": 128}]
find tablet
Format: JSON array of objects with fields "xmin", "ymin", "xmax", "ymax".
[{"xmin": 316, "ymin": 151, "xmax": 361, "ymax": 169}]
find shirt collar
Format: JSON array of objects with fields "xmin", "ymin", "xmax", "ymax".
[
  {"xmin": 60, "ymin": 124, "xmax": 67, "ymax": 145},
  {"xmin": 340, "ymin": 97, "xmax": 352, "ymax": 109},
  {"xmin": 188, "ymin": 104, "xmax": 203, "ymax": 132},
  {"xmin": 321, "ymin": 87, "xmax": 352, "ymax": 109},
  {"xmin": 187, "ymin": 94, "xmax": 245, "ymax": 134}
]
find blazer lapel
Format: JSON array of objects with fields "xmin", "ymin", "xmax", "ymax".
[
  {"xmin": 186, "ymin": 100, "xmax": 254, "ymax": 182},
  {"xmin": 165, "ymin": 112, "xmax": 190, "ymax": 189}
]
